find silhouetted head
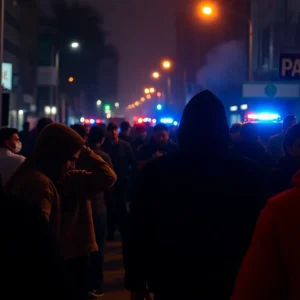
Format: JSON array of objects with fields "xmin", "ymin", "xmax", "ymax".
[
  {"xmin": 283, "ymin": 115, "xmax": 297, "ymax": 132},
  {"xmin": 153, "ymin": 123, "xmax": 169, "ymax": 146},
  {"xmin": 0, "ymin": 128, "xmax": 22, "ymax": 153},
  {"xmin": 36, "ymin": 117, "xmax": 53, "ymax": 134},
  {"xmin": 71, "ymin": 124, "xmax": 87, "ymax": 143},
  {"xmin": 178, "ymin": 90, "xmax": 229, "ymax": 156},
  {"xmin": 240, "ymin": 122, "xmax": 259, "ymax": 143},
  {"xmin": 32, "ymin": 123, "xmax": 84, "ymax": 181},
  {"xmin": 107, "ymin": 122, "xmax": 119, "ymax": 142},
  {"xmin": 283, "ymin": 123, "xmax": 300, "ymax": 159},
  {"xmin": 88, "ymin": 125, "xmax": 106, "ymax": 145},
  {"xmin": 120, "ymin": 121, "xmax": 131, "ymax": 135},
  {"xmin": 135, "ymin": 124, "xmax": 147, "ymax": 140}
]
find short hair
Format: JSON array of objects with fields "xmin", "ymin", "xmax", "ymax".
[
  {"xmin": 88, "ymin": 125, "xmax": 106, "ymax": 144},
  {"xmin": 154, "ymin": 123, "xmax": 168, "ymax": 132},
  {"xmin": 107, "ymin": 122, "xmax": 118, "ymax": 131},
  {"xmin": 283, "ymin": 115, "xmax": 296, "ymax": 130},
  {"xmin": 230, "ymin": 122, "xmax": 242, "ymax": 134},
  {"xmin": 0, "ymin": 128, "xmax": 18, "ymax": 147},
  {"xmin": 70, "ymin": 124, "xmax": 86, "ymax": 139},
  {"xmin": 240, "ymin": 122, "xmax": 259, "ymax": 141},
  {"xmin": 120, "ymin": 121, "xmax": 131, "ymax": 132},
  {"xmin": 37, "ymin": 117, "xmax": 53, "ymax": 133},
  {"xmin": 283, "ymin": 123, "xmax": 300, "ymax": 154}
]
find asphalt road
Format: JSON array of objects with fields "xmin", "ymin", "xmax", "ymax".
[{"xmin": 102, "ymin": 239, "xmax": 130, "ymax": 299}]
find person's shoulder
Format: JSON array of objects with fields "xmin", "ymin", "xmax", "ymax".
[
  {"xmin": 7, "ymin": 151, "xmax": 25, "ymax": 164},
  {"xmin": 119, "ymin": 139, "xmax": 132, "ymax": 149},
  {"xmin": 266, "ymin": 187, "xmax": 300, "ymax": 221}
]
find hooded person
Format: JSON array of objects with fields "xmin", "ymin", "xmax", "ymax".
[
  {"xmin": 232, "ymin": 169, "xmax": 300, "ymax": 300},
  {"xmin": 3, "ymin": 123, "xmax": 117, "ymax": 299},
  {"xmin": 124, "ymin": 90, "xmax": 265, "ymax": 300},
  {"xmin": 2, "ymin": 123, "xmax": 85, "ymax": 299}
]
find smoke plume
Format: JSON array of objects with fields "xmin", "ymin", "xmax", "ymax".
[{"xmin": 196, "ymin": 40, "xmax": 247, "ymax": 94}]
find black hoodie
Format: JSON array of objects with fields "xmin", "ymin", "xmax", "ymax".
[{"xmin": 125, "ymin": 91, "xmax": 266, "ymax": 298}]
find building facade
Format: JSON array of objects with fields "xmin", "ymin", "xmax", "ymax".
[
  {"xmin": 250, "ymin": 0, "xmax": 300, "ymax": 80},
  {"xmin": 239, "ymin": 0, "xmax": 300, "ymax": 122},
  {"xmin": 3, "ymin": 0, "xmax": 39, "ymax": 129}
]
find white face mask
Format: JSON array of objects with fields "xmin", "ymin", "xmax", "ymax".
[{"xmin": 14, "ymin": 142, "xmax": 22, "ymax": 154}]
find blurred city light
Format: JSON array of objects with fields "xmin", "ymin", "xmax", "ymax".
[
  {"xmin": 96, "ymin": 100, "xmax": 102, "ymax": 106},
  {"xmin": 157, "ymin": 92, "xmax": 162, "ymax": 97},
  {"xmin": 144, "ymin": 88, "xmax": 150, "ymax": 94},
  {"xmin": 162, "ymin": 60, "xmax": 172, "ymax": 69},
  {"xmin": 156, "ymin": 104, "xmax": 162, "ymax": 110},
  {"xmin": 68, "ymin": 77, "xmax": 74, "ymax": 83},
  {"xmin": 152, "ymin": 71, "xmax": 160, "ymax": 79},
  {"xmin": 146, "ymin": 95, "xmax": 151, "ymax": 100},
  {"xmin": 140, "ymin": 97, "xmax": 145, "ymax": 102},
  {"xmin": 202, "ymin": 6, "xmax": 212, "ymax": 15},
  {"xmin": 115, "ymin": 102, "xmax": 120, "ymax": 108},
  {"xmin": 71, "ymin": 42, "xmax": 79, "ymax": 49},
  {"xmin": 149, "ymin": 87, "xmax": 155, "ymax": 93}
]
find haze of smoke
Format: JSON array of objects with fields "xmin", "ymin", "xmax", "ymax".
[{"xmin": 196, "ymin": 40, "xmax": 247, "ymax": 94}]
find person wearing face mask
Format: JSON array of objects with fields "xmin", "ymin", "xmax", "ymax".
[{"xmin": 0, "ymin": 128, "xmax": 25, "ymax": 185}]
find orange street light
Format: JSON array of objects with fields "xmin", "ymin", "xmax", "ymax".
[
  {"xmin": 135, "ymin": 101, "xmax": 140, "ymax": 106},
  {"xmin": 157, "ymin": 92, "xmax": 162, "ymax": 97},
  {"xmin": 146, "ymin": 94, "xmax": 151, "ymax": 100},
  {"xmin": 162, "ymin": 60, "xmax": 172, "ymax": 70},
  {"xmin": 202, "ymin": 6, "xmax": 212, "ymax": 15},
  {"xmin": 152, "ymin": 71, "xmax": 160, "ymax": 79},
  {"xmin": 144, "ymin": 88, "xmax": 150, "ymax": 94},
  {"xmin": 140, "ymin": 97, "xmax": 145, "ymax": 102},
  {"xmin": 149, "ymin": 87, "xmax": 155, "ymax": 93},
  {"xmin": 68, "ymin": 76, "xmax": 74, "ymax": 83}
]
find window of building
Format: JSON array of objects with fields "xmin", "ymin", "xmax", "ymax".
[{"xmin": 261, "ymin": 25, "xmax": 271, "ymax": 70}]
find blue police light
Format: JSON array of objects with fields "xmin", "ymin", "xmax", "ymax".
[
  {"xmin": 173, "ymin": 121, "xmax": 178, "ymax": 126},
  {"xmin": 156, "ymin": 104, "xmax": 162, "ymax": 110},
  {"xmin": 247, "ymin": 113, "xmax": 280, "ymax": 121},
  {"xmin": 160, "ymin": 118, "xmax": 174, "ymax": 124},
  {"xmin": 90, "ymin": 119, "xmax": 95, "ymax": 124}
]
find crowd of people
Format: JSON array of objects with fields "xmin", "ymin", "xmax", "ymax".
[{"xmin": 1, "ymin": 90, "xmax": 300, "ymax": 300}]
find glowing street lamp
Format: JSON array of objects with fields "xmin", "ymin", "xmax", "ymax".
[
  {"xmin": 149, "ymin": 87, "xmax": 155, "ymax": 93},
  {"xmin": 162, "ymin": 60, "xmax": 172, "ymax": 70},
  {"xmin": 144, "ymin": 88, "xmax": 150, "ymax": 94},
  {"xmin": 68, "ymin": 76, "xmax": 74, "ymax": 83},
  {"xmin": 152, "ymin": 71, "xmax": 160, "ymax": 79},
  {"xmin": 115, "ymin": 102, "xmax": 120, "ymax": 108},
  {"xmin": 96, "ymin": 100, "xmax": 102, "ymax": 106},
  {"xmin": 71, "ymin": 42, "xmax": 79, "ymax": 49},
  {"xmin": 202, "ymin": 6, "xmax": 212, "ymax": 15},
  {"xmin": 140, "ymin": 97, "xmax": 145, "ymax": 102}
]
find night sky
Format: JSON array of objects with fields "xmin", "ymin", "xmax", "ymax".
[
  {"xmin": 83, "ymin": 0, "xmax": 181, "ymax": 105},
  {"xmin": 42, "ymin": 0, "xmax": 181, "ymax": 105}
]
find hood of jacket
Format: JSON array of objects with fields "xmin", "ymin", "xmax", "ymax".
[
  {"xmin": 30, "ymin": 123, "xmax": 84, "ymax": 181},
  {"xmin": 178, "ymin": 90, "xmax": 229, "ymax": 156}
]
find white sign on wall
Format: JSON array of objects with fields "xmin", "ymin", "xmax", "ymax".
[{"xmin": 2, "ymin": 62, "xmax": 13, "ymax": 90}]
